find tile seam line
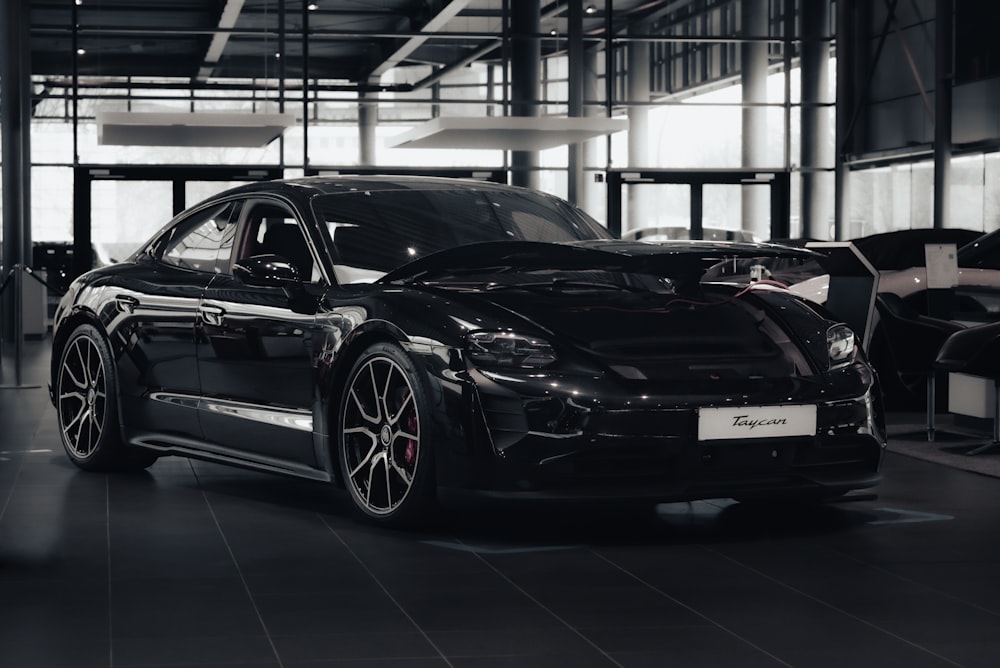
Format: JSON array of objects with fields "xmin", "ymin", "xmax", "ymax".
[
  {"xmin": 589, "ymin": 549, "xmax": 796, "ymax": 668},
  {"xmin": 106, "ymin": 475, "xmax": 115, "ymax": 668},
  {"xmin": 319, "ymin": 513, "xmax": 456, "ymax": 668},
  {"xmin": 0, "ymin": 436, "xmax": 27, "ymax": 522},
  {"xmin": 458, "ymin": 539, "xmax": 624, "ymax": 668},
  {"xmin": 826, "ymin": 545, "xmax": 1000, "ymax": 620},
  {"xmin": 191, "ymin": 461, "xmax": 286, "ymax": 668},
  {"xmin": 702, "ymin": 544, "xmax": 968, "ymax": 668}
]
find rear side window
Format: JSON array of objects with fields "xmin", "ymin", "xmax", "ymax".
[{"xmin": 161, "ymin": 201, "xmax": 239, "ymax": 273}]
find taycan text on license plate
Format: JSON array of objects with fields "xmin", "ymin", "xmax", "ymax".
[{"xmin": 697, "ymin": 404, "xmax": 817, "ymax": 441}]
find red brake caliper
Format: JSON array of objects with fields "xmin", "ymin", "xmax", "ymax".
[{"xmin": 404, "ymin": 412, "xmax": 418, "ymax": 466}]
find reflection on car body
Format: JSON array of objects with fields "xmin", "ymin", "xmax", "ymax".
[{"xmin": 49, "ymin": 176, "xmax": 886, "ymax": 526}]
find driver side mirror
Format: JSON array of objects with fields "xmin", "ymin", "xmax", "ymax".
[{"xmin": 233, "ymin": 254, "xmax": 301, "ymax": 287}]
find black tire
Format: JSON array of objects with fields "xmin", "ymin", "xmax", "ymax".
[
  {"xmin": 338, "ymin": 342, "xmax": 436, "ymax": 527},
  {"xmin": 55, "ymin": 324, "xmax": 157, "ymax": 472}
]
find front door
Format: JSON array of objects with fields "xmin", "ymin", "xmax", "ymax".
[{"xmin": 196, "ymin": 198, "xmax": 322, "ymax": 468}]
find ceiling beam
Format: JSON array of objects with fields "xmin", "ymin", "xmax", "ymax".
[
  {"xmin": 371, "ymin": 0, "xmax": 472, "ymax": 78},
  {"xmin": 195, "ymin": 0, "xmax": 246, "ymax": 82}
]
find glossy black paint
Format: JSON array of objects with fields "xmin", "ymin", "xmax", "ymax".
[{"xmin": 51, "ymin": 176, "xmax": 886, "ymax": 512}]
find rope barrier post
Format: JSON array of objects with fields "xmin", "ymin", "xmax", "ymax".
[
  {"xmin": 14, "ymin": 264, "xmax": 23, "ymax": 387},
  {"xmin": 0, "ymin": 266, "xmax": 14, "ymax": 369}
]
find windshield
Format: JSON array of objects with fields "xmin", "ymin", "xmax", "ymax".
[{"xmin": 312, "ymin": 188, "xmax": 610, "ymax": 283}]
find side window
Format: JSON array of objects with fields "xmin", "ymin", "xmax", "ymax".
[
  {"xmin": 161, "ymin": 201, "xmax": 239, "ymax": 273},
  {"xmin": 238, "ymin": 201, "xmax": 320, "ymax": 283}
]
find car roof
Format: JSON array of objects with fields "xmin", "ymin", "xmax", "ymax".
[
  {"xmin": 219, "ymin": 175, "xmax": 539, "ymax": 199},
  {"xmin": 853, "ymin": 228, "xmax": 981, "ymax": 270}
]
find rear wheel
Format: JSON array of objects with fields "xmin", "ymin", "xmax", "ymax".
[
  {"xmin": 56, "ymin": 324, "xmax": 157, "ymax": 471},
  {"xmin": 338, "ymin": 342, "xmax": 436, "ymax": 527}
]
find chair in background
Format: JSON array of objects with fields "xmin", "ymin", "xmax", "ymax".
[
  {"xmin": 934, "ymin": 320, "xmax": 1000, "ymax": 455},
  {"xmin": 874, "ymin": 293, "xmax": 965, "ymax": 441}
]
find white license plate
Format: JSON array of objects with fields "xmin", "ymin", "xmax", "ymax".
[{"xmin": 697, "ymin": 404, "xmax": 817, "ymax": 441}]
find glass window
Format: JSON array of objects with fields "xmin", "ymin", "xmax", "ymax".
[
  {"xmin": 238, "ymin": 201, "xmax": 320, "ymax": 283},
  {"xmin": 314, "ymin": 188, "xmax": 611, "ymax": 283},
  {"xmin": 161, "ymin": 201, "xmax": 239, "ymax": 273}
]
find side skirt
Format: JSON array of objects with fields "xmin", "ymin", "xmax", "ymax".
[{"xmin": 128, "ymin": 432, "xmax": 333, "ymax": 482}]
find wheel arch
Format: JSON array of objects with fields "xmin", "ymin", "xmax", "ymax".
[
  {"xmin": 50, "ymin": 307, "xmax": 106, "ymax": 402},
  {"xmin": 321, "ymin": 320, "xmax": 413, "ymax": 486}
]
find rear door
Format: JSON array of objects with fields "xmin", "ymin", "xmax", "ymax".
[{"xmin": 116, "ymin": 200, "xmax": 240, "ymax": 445}]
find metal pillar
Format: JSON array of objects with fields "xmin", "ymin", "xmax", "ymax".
[
  {"xmin": 302, "ymin": 0, "xmax": 310, "ymax": 170},
  {"xmin": 741, "ymin": 0, "xmax": 769, "ymax": 238},
  {"xmin": 567, "ymin": 0, "xmax": 584, "ymax": 206},
  {"xmin": 510, "ymin": 0, "xmax": 540, "ymax": 189},
  {"xmin": 72, "ymin": 167, "xmax": 93, "ymax": 281},
  {"xmin": 934, "ymin": 0, "xmax": 953, "ymax": 230},
  {"xmin": 835, "ymin": 0, "xmax": 857, "ymax": 241},
  {"xmin": 626, "ymin": 19, "xmax": 651, "ymax": 236},
  {"xmin": 801, "ymin": 0, "xmax": 832, "ymax": 239},
  {"xmin": 358, "ymin": 85, "xmax": 377, "ymax": 166},
  {"xmin": 580, "ymin": 48, "xmax": 604, "ymax": 219},
  {"xmin": 1, "ymin": 0, "xmax": 30, "ymax": 344}
]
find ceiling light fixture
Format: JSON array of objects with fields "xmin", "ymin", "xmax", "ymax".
[
  {"xmin": 76, "ymin": 48, "xmax": 86, "ymax": 55},
  {"xmin": 307, "ymin": 2, "xmax": 319, "ymax": 9},
  {"xmin": 585, "ymin": 4, "xmax": 597, "ymax": 14}
]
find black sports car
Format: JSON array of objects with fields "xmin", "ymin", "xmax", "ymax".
[{"xmin": 50, "ymin": 176, "xmax": 886, "ymax": 525}]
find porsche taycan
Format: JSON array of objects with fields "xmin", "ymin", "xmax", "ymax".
[{"xmin": 50, "ymin": 176, "xmax": 886, "ymax": 525}]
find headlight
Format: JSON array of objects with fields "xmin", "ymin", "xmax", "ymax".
[
  {"xmin": 466, "ymin": 331, "xmax": 557, "ymax": 368},
  {"xmin": 827, "ymin": 324, "xmax": 856, "ymax": 368}
]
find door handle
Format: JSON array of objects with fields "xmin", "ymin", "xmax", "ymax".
[
  {"xmin": 200, "ymin": 304, "xmax": 226, "ymax": 326},
  {"xmin": 115, "ymin": 295, "xmax": 139, "ymax": 314}
]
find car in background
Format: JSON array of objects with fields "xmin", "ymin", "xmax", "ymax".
[
  {"xmin": 49, "ymin": 176, "xmax": 886, "ymax": 526},
  {"xmin": 788, "ymin": 228, "xmax": 990, "ymax": 408}
]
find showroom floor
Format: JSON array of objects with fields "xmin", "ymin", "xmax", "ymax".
[{"xmin": 3, "ymin": 340, "xmax": 1000, "ymax": 668}]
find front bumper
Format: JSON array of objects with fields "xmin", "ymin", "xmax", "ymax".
[{"xmin": 439, "ymin": 362, "xmax": 886, "ymax": 501}]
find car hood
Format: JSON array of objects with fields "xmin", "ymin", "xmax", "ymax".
[
  {"xmin": 375, "ymin": 241, "xmax": 832, "ymax": 379},
  {"xmin": 379, "ymin": 239, "xmax": 821, "ymax": 285}
]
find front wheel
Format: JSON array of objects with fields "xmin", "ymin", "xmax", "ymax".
[
  {"xmin": 338, "ymin": 342, "xmax": 436, "ymax": 526},
  {"xmin": 56, "ymin": 324, "xmax": 157, "ymax": 472}
]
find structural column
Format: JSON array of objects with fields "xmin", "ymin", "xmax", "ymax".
[
  {"xmin": 1, "ymin": 0, "xmax": 31, "ymax": 343},
  {"xmin": 834, "ymin": 0, "xmax": 858, "ymax": 241},
  {"xmin": 358, "ymin": 84, "xmax": 378, "ymax": 166},
  {"xmin": 800, "ymin": 0, "xmax": 832, "ymax": 239},
  {"xmin": 580, "ymin": 48, "xmax": 604, "ymax": 219},
  {"xmin": 567, "ymin": 0, "xmax": 584, "ymax": 206},
  {"xmin": 626, "ymin": 19, "xmax": 651, "ymax": 236},
  {"xmin": 934, "ymin": 0, "xmax": 953, "ymax": 230},
  {"xmin": 510, "ymin": 0, "xmax": 540, "ymax": 189},
  {"xmin": 741, "ymin": 0, "xmax": 769, "ymax": 237}
]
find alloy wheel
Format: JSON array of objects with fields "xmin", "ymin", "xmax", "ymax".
[
  {"xmin": 58, "ymin": 334, "xmax": 107, "ymax": 459},
  {"xmin": 342, "ymin": 355, "xmax": 421, "ymax": 516}
]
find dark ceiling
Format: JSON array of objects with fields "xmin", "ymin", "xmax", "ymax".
[{"xmin": 29, "ymin": 0, "xmax": 680, "ymax": 87}]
